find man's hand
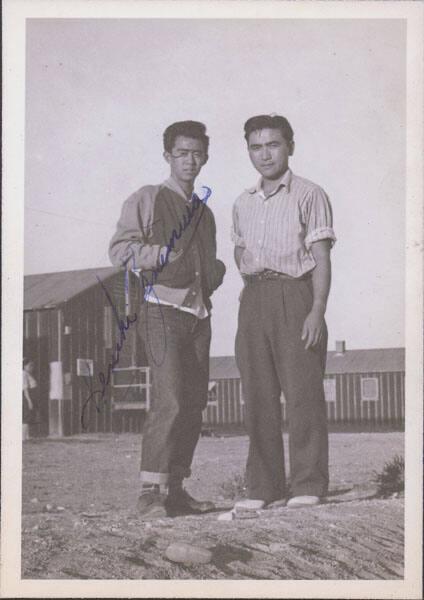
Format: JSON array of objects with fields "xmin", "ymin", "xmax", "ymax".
[
  {"xmin": 160, "ymin": 247, "xmax": 183, "ymax": 265},
  {"xmin": 301, "ymin": 305, "xmax": 325, "ymax": 350},
  {"xmin": 234, "ymin": 246, "xmax": 244, "ymax": 270},
  {"xmin": 167, "ymin": 249, "xmax": 183, "ymax": 263}
]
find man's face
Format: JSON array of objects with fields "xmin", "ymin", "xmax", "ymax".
[
  {"xmin": 164, "ymin": 136, "xmax": 207, "ymax": 186},
  {"xmin": 247, "ymin": 128, "xmax": 294, "ymax": 180}
]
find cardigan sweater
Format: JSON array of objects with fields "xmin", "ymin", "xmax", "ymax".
[{"xmin": 109, "ymin": 179, "xmax": 225, "ymax": 312}]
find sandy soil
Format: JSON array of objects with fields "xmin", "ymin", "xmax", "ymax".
[{"xmin": 22, "ymin": 432, "xmax": 404, "ymax": 580}]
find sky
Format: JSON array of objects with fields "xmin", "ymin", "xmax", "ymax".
[{"xmin": 24, "ymin": 18, "xmax": 406, "ymax": 356}]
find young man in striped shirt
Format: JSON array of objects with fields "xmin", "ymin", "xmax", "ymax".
[{"xmin": 232, "ymin": 114, "xmax": 336, "ymax": 510}]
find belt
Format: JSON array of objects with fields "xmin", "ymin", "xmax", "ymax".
[{"xmin": 243, "ymin": 270, "xmax": 310, "ymax": 283}]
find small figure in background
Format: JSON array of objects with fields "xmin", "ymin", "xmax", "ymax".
[{"xmin": 22, "ymin": 358, "xmax": 37, "ymax": 441}]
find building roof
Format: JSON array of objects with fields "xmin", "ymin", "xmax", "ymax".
[
  {"xmin": 209, "ymin": 356, "xmax": 240, "ymax": 380},
  {"xmin": 210, "ymin": 347, "xmax": 405, "ymax": 379},
  {"xmin": 24, "ymin": 266, "xmax": 405, "ymax": 375},
  {"xmin": 326, "ymin": 347, "xmax": 405, "ymax": 374},
  {"xmin": 24, "ymin": 267, "xmax": 120, "ymax": 310}
]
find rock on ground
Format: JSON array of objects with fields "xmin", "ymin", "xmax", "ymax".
[{"xmin": 22, "ymin": 432, "xmax": 404, "ymax": 580}]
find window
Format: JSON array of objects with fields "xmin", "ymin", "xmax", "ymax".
[
  {"xmin": 361, "ymin": 377, "xmax": 379, "ymax": 401},
  {"xmin": 324, "ymin": 379, "xmax": 336, "ymax": 403},
  {"xmin": 76, "ymin": 358, "xmax": 94, "ymax": 376},
  {"xmin": 112, "ymin": 367, "xmax": 151, "ymax": 411},
  {"xmin": 113, "ymin": 368, "xmax": 147, "ymax": 386}
]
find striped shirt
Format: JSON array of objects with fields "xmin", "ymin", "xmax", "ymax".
[{"xmin": 231, "ymin": 169, "xmax": 336, "ymax": 277}]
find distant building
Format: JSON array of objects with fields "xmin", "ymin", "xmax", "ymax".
[
  {"xmin": 24, "ymin": 268, "xmax": 405, "ymax": 436},
  {"xmin": 207, "ymin": 342, "xmax": 405, "ymax": 427},
  {"xmin": 23, "ymin": 267, "xmax": 148, "ymax": 436}
]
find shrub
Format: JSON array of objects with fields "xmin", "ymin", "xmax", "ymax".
[{"xmin": 372, "ymin": 454, "xmax": 405, "ymax": 498}]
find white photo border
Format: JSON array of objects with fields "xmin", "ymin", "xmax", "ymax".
[{"xmin": 2, "ymin": 1, "xmax": 423, "ymax": 598}]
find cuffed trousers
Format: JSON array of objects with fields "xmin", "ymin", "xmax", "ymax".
[
  {"xmin": 138, "ymin": 303, "xmax": 211, "ymax": 486},
  {"xmin": 235, "ymin": 276, "xmax": 329, "ymax": 503}
]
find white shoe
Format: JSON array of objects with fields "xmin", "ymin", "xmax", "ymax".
[{"xmin": 287, "ymin": 495, "xmax": 320, "ymax": 508}]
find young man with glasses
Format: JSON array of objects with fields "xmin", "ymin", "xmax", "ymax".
[
  {"xmin": 109, "ymin": 121, "xmax": 225, "ymax": 518},
  {"xmin": 232, "ymin": 114, "xmax": 336, "ymax": 511}
]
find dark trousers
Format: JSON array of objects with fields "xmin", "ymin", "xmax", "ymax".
[
  {"xmin": 235, "ymin": 277, "xmax": 329, "ymax": 502},
  {"xmin": 138, "ymin": 303, "xmax": 211, "ymax": 486}
]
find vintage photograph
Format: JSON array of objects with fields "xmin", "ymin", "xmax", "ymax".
[{"xmin": 2, "ymin": 1, "xmax": 423, "ymax": 598}]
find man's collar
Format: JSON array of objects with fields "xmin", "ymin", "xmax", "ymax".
[
  {"xmin": 163, "ymin": 176, "xmax": 190, "ymax": 200},
  {"xmin": 163, "ymin": 176, "xmax": 202, "ymax": 202},
  {"xmin": 247, "ymin": 168, "xmax": 292, "ymax": 196}
]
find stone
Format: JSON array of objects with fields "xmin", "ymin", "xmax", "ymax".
[
  {"xmin": 165, "ymin": 542, "xmax": 212, "ymax": 564},
  {"xmin": 235, "ymin": 510, "xmax": 259, "ymax": 519},
  {"xmin": 217, "ymin": 511, "xmax": 234, "ymax": 521},
  {"xmin": 269, "ymin": 542, "xmax": 287, "ymax": 553},
  {"xmin": 234, "ymin": 499, "xmax": 265, "ymax": 511}
]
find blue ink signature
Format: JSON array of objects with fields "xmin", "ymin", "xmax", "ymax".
[
  {"xmin": 125, "ymin": 186, "xmax": 211, "ymax": 366},
  {"xmin": 124, "ymin": 186, "xmax": 211, "ymax": 286},
  {"xmin": 81, "ymin": 277, "xmax": 137, "ymax": 429},
  {"xmin": 158, "ymin": 187, "xmax": 211, "ymax": 270},
  {"xmin": 80, "ymin": 186, "xmax": 211, "ymax": 428},
  {"xmin": 125, "ymin": 249, "xmax": 167, "ymax": 368}
]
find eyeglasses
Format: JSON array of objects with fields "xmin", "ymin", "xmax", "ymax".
[{"xmin": 170, "ymin": 150, "xmax": 205, "ymax": 160}]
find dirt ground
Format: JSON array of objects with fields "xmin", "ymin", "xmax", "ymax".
[{"xmin": 22, "ymin": 432, "xmax": 404, "ymax": 580}]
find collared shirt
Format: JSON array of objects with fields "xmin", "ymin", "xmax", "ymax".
[
  {"xmin": 162, "ymin": 176, "xmax": 207, "ymax": 205},
  {"xmin": 231, "ymin": 169, "xmax": 336, "ymax": 277}
]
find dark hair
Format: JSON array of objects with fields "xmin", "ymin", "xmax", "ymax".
[
  {"xmin": 163, "ymin": 121, "xmax": 209, "ymax": 155},
  {"xmin": 244, "ymin": 114, "xmax": 294, "ymax": 144}
]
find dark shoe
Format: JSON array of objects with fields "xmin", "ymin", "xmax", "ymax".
[
  {"xmin": 166, "ymin": 488, "xmax": 215, "ymax": 517},
  {"xmin": 137, "ymin": 489, "xmax": 167, "ymax": 519}
]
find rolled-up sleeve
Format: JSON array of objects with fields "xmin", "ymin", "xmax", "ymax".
[
  {"xmin": 302, "ymin": 187, "xmax": 336, "ymax": 251},
  {"xmin": 108, "ymin": 187, "xmax": 161, "ymax": 270},
  {"xmin": 231, "ymin": 200, "xmax": 246, "ymax": 248}
]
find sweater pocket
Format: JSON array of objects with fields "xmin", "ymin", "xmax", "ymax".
[{"xmin": 155, "ymin": 248, "xmax": 195, "ymax": 288}]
